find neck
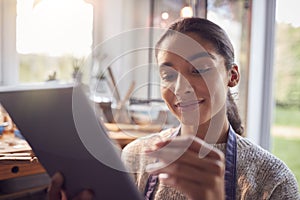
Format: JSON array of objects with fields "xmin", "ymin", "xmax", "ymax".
[{"xmin": 180, "ymin": 107, "xmax": 229, "ymax": 144}]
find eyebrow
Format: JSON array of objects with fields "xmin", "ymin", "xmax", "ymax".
[
  {"xmin": 159, "ymin": 62, "xmax": 173, "ymax": 68},
  {"xmin": 187, "ymin": 52, "xmax": 216, "ymax": 62}
]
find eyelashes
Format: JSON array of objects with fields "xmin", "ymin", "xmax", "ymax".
[
  {"xmin": 160, "ymin": 67, "xmax": 212, "ymax": 82},
  {"xmin": 191, "ymin": 67, "xmax": 211, "ymax": 74},
  {"xmin": 160, "ymin": 71, "xmax": 177, "ymax": 82}
]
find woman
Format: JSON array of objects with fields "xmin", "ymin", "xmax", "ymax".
[
  {"xmin": 49, "ymin": 18, "xmax": 299, "ymax": 200},
  {"xmin": 121, "ymin": 17, "xmax": 299, "ymax": 200}
]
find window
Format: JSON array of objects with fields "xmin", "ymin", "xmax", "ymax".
[
  {"xmin": 206, "ymin": 0, "xmax": 251, "ymax": 134},
  {"xmin": 16, "ymin": 0, "xmax": 93, "ymax": 83},
  {"xmin": 272, "ymin": 0, "xmax": 300, "ymax": 188},
  {"xmin": 2, "ymin": 0, "xmax": 253, "ymax": 133}
]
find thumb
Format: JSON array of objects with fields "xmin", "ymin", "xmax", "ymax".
[
  {"xmin": 48, "ymin": 172, "xmax": 64, "ymax": 200},
  {"xmin": 73, "ymin": 189, "xmax": 94, "ymax": 200}
]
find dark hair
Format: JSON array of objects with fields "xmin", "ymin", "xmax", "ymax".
[{"xmin": 155, "ymin": 17, "xmax": 244, "ymax": 135}]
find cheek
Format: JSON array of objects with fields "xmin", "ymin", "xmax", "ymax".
[
  {"xmin": 209, "ymin": 77, "xmax": 228, "ymax": 108},
  {"xmin": 161, "ymin": 87, "xmax": 180, "ymax": 116},
  {"xmin": 161, "ymin": 86, "xmax": 174, "ymax": 103},
  {"xmin": 213, "ymin": 83, "xmax": 227, "ymax": 103},
  {"xmin": 202, "ymin": 71, "xmax": 227, "ymax": 105}
]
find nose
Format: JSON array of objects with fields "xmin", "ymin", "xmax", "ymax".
[{"xmin": 174, "ymin": 73, "xmax": 192, "ymax": 97}]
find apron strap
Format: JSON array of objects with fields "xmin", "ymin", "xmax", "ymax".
[{"xmin": 225, "ymin": 125, "xmax": 237, "ymax": 200}]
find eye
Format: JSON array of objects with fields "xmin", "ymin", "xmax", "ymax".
[
  {"xmin": 160, "ymin": 66, "xmax": 178, "ymax": 82},
  {"xmin": 190, "ymin": 59, "xmax": 214, "ymax": 75},
  {"xmin": 160, "ymin": 71, "xmax": 177, "ymax": 82},
  {"xmin": 191, "ymin": 67, "xmax": 211, "ymax": 74}
]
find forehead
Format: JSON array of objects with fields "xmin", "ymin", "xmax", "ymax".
[
  {"xmin": 157, "ymin": 32, "xmax": 216, "ymax": 62},
  {"xmin": 157, "ymin": 51, "xmax": 215, "ymax": 66}
]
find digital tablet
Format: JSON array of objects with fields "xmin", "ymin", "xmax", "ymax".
[{"xmin": 0, "ymin": 83, "xmax": 142, "ymax": 199}]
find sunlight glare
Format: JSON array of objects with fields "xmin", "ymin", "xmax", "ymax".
[
  {"xmin": 16, "ymin": 0, "xmax": 93, "ymax": 57},
  {"xmin": 276, "ymin": 0, "xmax": 300, "ymax": 27}
]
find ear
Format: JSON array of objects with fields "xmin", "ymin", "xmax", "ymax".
[{"xmin": 228, "ymin": 64, "xmax": 240, "ymax": 87}]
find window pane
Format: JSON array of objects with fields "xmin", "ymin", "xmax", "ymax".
[
  {"xmin": 153, "ymin": 0, "xmax": 206, "ymax": 28},
  {"xmin": 207, "ymin": 0, "xmax": 251, "ymax": 133},
  {"xmin": 147, "ymin": 0, "xmax": 206, "ymax": 99},
  {"xmin": 272, "ymin": 0, "xmax": 300, "ymax": 188},
  {"xmin": 16, "ymin": 0, "xmax": 93, "ymax": 83}
]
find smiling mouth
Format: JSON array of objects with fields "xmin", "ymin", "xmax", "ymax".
[{"xmin": 175, "ymin": 99, "xmax": 205, "ymax": 109}]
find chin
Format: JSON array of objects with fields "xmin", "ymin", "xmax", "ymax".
[{"xmin": 179, "ymin": 110, "xmax": 202, "ymax": 126}]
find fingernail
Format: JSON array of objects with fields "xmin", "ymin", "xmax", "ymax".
[{"xmin": 158, "ymin": 173, "xmax": 169, "ymax": 179}]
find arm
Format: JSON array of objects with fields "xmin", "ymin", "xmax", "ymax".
[{"xmin": 268, "ymin": 173, "xmax": 300, "ymax": 200}]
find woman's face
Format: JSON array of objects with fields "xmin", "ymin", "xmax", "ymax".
[{"xmin": 158, "ymin": 33, "xmax": 230, "ymax": 126}]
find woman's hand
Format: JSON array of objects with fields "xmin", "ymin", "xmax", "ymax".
[
  {"xmin": 145, "ymin": 136, "xmax": 225, "ymax": 200},
  {"xmin": 47, "ymin": 172, "xmax": 94, "ymax": 200}
]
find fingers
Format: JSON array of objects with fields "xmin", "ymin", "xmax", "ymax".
[
  {"xmin": 189, "ymin": 136, "xmax": 224, "ymax": 160},
  {"xmin": 48, "ymin": 172, "xmax": 64, "ymax": 200},
  {"xmin": 146, "ymin": 149, "xmax": 225, "ymax": 200},
  {"xmin": 158, "ymin": 173, "xmax": 224, "ymax": 200},
  {"xmin": 153, "ymin": 135, "xmax": 224, "ymax": 161},
  {"xmin": 147, "ymin": 160, "xmax": 224, "ymax": 187},
  {"xmin": 146, "ymin": 149, "xmax": 225, "ymax": 176},
  {"xmin": 146, "ymin": 136, "xmax": 225, "ymax": 173},
  {"xmin": 73, "ymin": 189, "xmax": 94, "ymax": 200},
  {"xmin": 145, "ymin": 136, "xmax": 225, "ymax": 178},
  {"xmin": 145, "ymin": 135, "xmax": 226, "ymax": 200},
  {"xmin": 47, "ymin": 172, "xmax": 94, "ymax": 200}
]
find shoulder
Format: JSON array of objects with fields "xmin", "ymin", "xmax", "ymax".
[
  {"xmin": 236, "ymin": 135, "xmax": 299, "ymax": 199},
  {"xmin": 236, "ymin": 135, "xmax": 287, "ymax": 171},
  {"xmin": 236, "ymin": 134, "xmax": 292, "ymax": 178}
]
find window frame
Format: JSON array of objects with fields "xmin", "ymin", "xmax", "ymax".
[
  {"xmin": 0, "ymin": 0, "xmax": 19, "ymax": 86},
  {"xmin": 246, "ymin": 0, "xmax": 276, "ymax": 150}
]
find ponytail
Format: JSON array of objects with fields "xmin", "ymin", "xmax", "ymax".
[{"xmin": 226, "ymin": 91, "xmax": 244, "ymax": 135}]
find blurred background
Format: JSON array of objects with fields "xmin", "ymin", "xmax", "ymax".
[{"xmin": 0, "ymin": 0, "xmax": 299, "ymax": 189}]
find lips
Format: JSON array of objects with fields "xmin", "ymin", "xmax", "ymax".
[{"xmin": 175, "ymin": 99, "xmax": 205, "ymax": 112}]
